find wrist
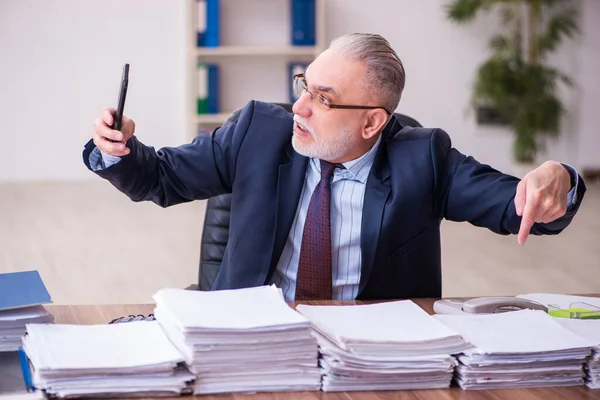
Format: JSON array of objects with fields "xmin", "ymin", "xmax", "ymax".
[{"xmin": 560, "ymin": 163, "xmax": 575, "ymax": 190}]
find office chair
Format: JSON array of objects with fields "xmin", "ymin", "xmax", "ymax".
[{"xmin": 197, "ymin": 103, "xmax": 422, "ymax": 291}]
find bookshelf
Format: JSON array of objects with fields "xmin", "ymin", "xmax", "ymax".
[{"xmin": 186, "ymin": 0, "xmax": 327, "ymax": 141}]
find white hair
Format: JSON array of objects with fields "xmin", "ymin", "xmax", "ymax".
[{"xmin": 329, "ymin": 33, "xmax": 406, "ymax": 113}]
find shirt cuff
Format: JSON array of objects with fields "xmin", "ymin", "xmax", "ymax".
[
  {"xmin": 561, "ymin": 163, "xmax": 579, "ymax": 207},
  {"xmin": 89, "ymin": 147, "xmax": 122, "ymax": 171}
]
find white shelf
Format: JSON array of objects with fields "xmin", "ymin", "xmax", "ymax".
[
  {"xmin": 187, "ymin": 0, "xmax": 327, "ymax": 140},
  {"xmin": 195, "ymin": 113, "xmax": 231, "ymax": 125},
  {"xmin": 196, "ymin": 45, "xmax": 319, "ymax": 57}
]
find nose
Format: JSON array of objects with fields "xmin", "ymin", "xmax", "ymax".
[{"xmin": 292, "ymin": 91, "xmax": 312, "ymax": 118}]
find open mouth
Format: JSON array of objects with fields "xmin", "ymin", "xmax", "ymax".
[{"xmin": 294, "ymin": 121, "xmax": 311, "ymax": 137}]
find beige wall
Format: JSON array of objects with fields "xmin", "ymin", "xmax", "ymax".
[{"xmin": 0, "ymin": 0, "xmax": 598, "ymax": 182}]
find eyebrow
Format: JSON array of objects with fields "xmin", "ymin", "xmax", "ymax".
[{"xmin": 306, "ymin": 79, "xmax": 341, "ymax": 98}]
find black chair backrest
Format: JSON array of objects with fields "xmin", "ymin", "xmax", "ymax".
[{"xmin": 198, "ymin": 104, "xmax": 422, "ymax": 290}]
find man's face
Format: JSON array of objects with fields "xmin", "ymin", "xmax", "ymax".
[{"xmin": 291, "ymin": 49, "xmax": 371, "ymax": 163}]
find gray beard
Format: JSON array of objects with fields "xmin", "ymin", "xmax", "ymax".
[{"xmin": 291, "ymin": 130, "xmax": 353, "ymax": 161}]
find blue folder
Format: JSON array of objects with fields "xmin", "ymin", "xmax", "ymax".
[
  {"xmin": 205, "ymin": 0, "xmax": 220, "ymax": 47},
  {"xmin": 0, "ymin": 271, "xmax": 52, "ymax": 311},
  {"xmin": 197, "ymin": 63, "xmax": 220, "ymax": 115},
  {"xmin": 197, "ymin": 0, "xmax": 219, "ymax": 47},
  {"xmin": 207, "ymin": 64, "xmax": 220, "ymax": 114},
  {"xmin": 196, "ymin": 0, "xmax": 206, "ymax": 47},
  {"xmin": 291, "ymin": 0, "xmax": 315, "ymax": 46}
]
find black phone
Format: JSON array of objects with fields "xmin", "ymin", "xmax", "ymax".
[{"xmin": 111, "ymin": 63, "xmax": 129, "ymax": 131}]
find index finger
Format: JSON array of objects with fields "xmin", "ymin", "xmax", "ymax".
[{"xmin": 518, "ymin": 200, "xmax": 537, "ymax": 245}]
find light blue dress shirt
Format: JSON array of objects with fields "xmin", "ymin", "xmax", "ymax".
[{"xmin": 270, "ymin": 135, "xmax": 382, "ymax": 301}]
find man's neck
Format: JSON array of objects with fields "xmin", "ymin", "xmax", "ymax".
[{"xmin": 329, "ymin": 134, "xmax": 381, "ymax": 165}]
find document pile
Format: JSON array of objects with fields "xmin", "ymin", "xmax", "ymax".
[
  {"xmin": 434, "ymin": 310, "xmax": 597, "ymax": 390},
  {"xmin": 295, "ymin": 300, "xmax": 472, "ymax": 391},
  {"xmin": 0, "ymin": 271, "xmax": 54, "ymax": 352},
  {"xmin": 0, "ymin": 307, "xmax": 53, "ymax": 352},
  {"xmin": 153, "ymin": 286, "xmax": 321, "ymax": 394},
  {"xmin": 556, "ymin": 319, "xmax": 600, "ymax": 389},
  {"xmin": 23, "ymin": 322, "xmax": 195, "ymax": 397}
]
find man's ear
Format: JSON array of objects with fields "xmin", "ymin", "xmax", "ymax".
[{"xmin": 362, "ymin": 109, "xmax": 389, "ymax": 140}]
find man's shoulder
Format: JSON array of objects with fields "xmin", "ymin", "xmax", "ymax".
[
  {"xmin": 385, "ymin": 122, "xmax": 451, "ymax": 150},
  {"xmin": 219, "ymin": 101, "xmax": 294, "ymax": 157}
]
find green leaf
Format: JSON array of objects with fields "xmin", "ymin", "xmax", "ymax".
[
  {"xmin": 489, "ymin": 34, "xmax": 511, "ymax": 54},
  {"xmin": 446, "ymin": 0, "xmax": 486, "ymax": 23},
  {"xmin": 499, "ymin": 6, "xmax": 513, "ymax": 25},
  {"xmin": 545, "ymin": 66, "xmax": 575, "ymax": 87},
  {"xmin": 539, "ymin": 8, "xmax": 579, "ymax": 55}
]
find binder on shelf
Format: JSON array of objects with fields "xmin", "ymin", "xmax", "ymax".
[
  {"xmin": 207, "ymin": 64, "xmax": 219, "ymax": 114},
  {"xmin": 196, "ymin": 0, "xmax": 206, "ymax": 47},
  {"xmin": 197, "ymin": 63, "xmax": 220, "ymax": 115},
  {"xmin": 290, "ymin": 0, "xmax": 315, "ymax": 46},
  {"xmin": 196, "ymin": 0, "xmax": 219, "ymax": 47},
  {"xmin": 205, "ymin": 0, "xmax": 220, "ymax": 47},
  {"xmin": 288, "ymin": 62, "xmax": 309, "ymax": 104}
]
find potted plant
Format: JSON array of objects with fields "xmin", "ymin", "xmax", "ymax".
[{"xmin": 446, "ymin": 0, "xmax": 579, "ymax": 165}]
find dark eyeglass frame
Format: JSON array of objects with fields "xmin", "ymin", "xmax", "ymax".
[{"xmin": 293, "ymin": 73, "xmax": 392, "ymax": 116}]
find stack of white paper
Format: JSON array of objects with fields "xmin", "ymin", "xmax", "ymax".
[
  {"xmin": 555, "ymin": 318, "xmax": 600, "ymax": 389},
  {"xmin": 23, "ymin": 321, "xmax": 194, "ymax": 398},
  {"xmin": 0, "ymin": 306, "xmax": 53, "ymax": 352},
  {"xmin": 434, "ymin": 310, "xmax": 597, "ymax": 390},
  {"xmin": 295, "ymin": 300, "xmax": 472, "ymax": 391},
  {"xmin": 153, "ymin": 286, "xmax": 321, "ymax": 395}
]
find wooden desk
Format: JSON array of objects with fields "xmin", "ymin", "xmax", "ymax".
[{"xmin": 46, "ymin": 300, "xmax": 600, "ymax": 400}]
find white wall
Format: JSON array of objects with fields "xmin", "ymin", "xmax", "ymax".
[
  {"xmin": 0, "ymin": 0, "xmax": 598, "ymax": 182},
  {"xmin": 575, "ymin": 1, "xmax": 600, "ymax": 170},
  {"xmin": 325, "ymin": 0, "xmax": 599, "ymax": 173},
  {"xmin": 0, "ymin": 0, "xmax": 189, "ymax": 182}
]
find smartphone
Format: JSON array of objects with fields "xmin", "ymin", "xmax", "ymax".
[{"xmin": 111, "ymin": 63, "xmax": 129, "ymax": 131}]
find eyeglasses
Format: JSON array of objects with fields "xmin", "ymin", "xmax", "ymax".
[{"xmin": 293, "ymin": 73, "xmax": 392, "ymax": 115}]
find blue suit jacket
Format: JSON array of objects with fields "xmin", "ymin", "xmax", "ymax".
[{"xmin": 83, "ymin": 101, "xmax": 585, "ymax": 300}]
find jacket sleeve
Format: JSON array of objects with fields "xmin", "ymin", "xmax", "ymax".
[
  {"xmin": 431, "ymin": 128, "xmax": 586, "ymax": 236},
  {"xmin": 82, "ymin": 101, "xmax": 257, "ymax": 207}
]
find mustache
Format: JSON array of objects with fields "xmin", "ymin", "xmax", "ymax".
[{"xmin": 293, "ymin": 115, "xmax": 316, "ymax": 139}]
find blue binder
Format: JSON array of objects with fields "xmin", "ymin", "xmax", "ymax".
[
  {"xmin": 0, "ymin": 270, "xmax": 52, "ymax": 311},
  {"xmin": 207, "ymin": 64, "xmax": 220, "ymax": 114},
  {"xmin": 197, "ymin": 63, "xmax": 220, "ymax": 114},
  {"xmin": 205, "ymin": 0, "xmax": 220, "ymax": 47},
  {"xmin": 291, "ymin": 0, "xmax": 315, "ymax": 46},
  {"xmin": 196, "ymin": 0, "xmax": 206, "ymax": 47},
  {"xmin": 197, "ymin": 0, "xmax": 219, "ymax": 47}
]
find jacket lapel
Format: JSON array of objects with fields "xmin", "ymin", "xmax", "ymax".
[
  {"xmin": 263, "ymin": 118, "xmax": 398, "ymax": 291},
  {"xmin": 265, "ymin": 143, "xmax": 309, "ymax": 282},
  {"xmin": 358, "ymin": 130, "xmax": 392, "ymax": 294}
]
